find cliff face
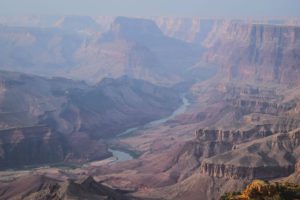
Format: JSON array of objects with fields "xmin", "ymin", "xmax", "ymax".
[
  {"xmin": 0, "ymin": 17, "xmax": 299, "ymax": 85},
  {"xmin": 201, "ymin": 163, "xmax": 295, "ymax": 180},
  {"xmin": 154, "ymin": 18, "xmax": 300, "ymax": 44},
  {"xmin": 167, "ymin": 79, "xmax": 300, "ymax": 185},
  {"xmin": 203, "ymin": 22, "xmax": 300, "ymax": 85},
  {"xmin": 154, "ymin": 17, "xmax": 217, "ymax": 44},
  {"xmin": 0, "ymin": 126, "xmax": 65, "ymax": 169},
  {"xmin": 0, "ymin": 17, "xmax": 208, "ymax": 85},
  {"xmin": 195, "ymin": 125, "xmax": 273, "ymax": 144},
  {"xmin": 73, "ymin": 17, "xmax": 204, "ymax": 84},
  {"xmin": 200, "ymin": 130, "xmax": 300, "ymax": 180}
]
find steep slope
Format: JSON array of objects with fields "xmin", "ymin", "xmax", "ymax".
[
  {"xmin": 0, "ymin": 17, "xmax": 208, "ymax": 85},
  {"xmin": 203, "ymin": 22, "xmax": 300, "ymax": 85},
  {"xmin": 200, "ymin": 130, "xmax": 300, "ymax": 179},
  {"xmin": 112, "ymin": 79, "xmax": 300, "ymax": 199},
  {"xmin": 154, "ymin": 17, "xmax": 300, "ymax": 44},
  {"xmin": 0, "ymin": 70, "xmax": 181, "ymax": 168},
  {"xmin": 154, "ymin": 17, "xmax": 220, "ymax": 44},
  {"xmin": 72, "ymin": 16, "xmax": 204, "ymax": 84},
  {"xmin": 56, "ymin": 76, "xmax": 182, "ymax": 139}
]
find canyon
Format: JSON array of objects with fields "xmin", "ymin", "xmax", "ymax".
[
  {"xmin": 0, "ymin": 70, "xmax": 181, "ymax": 169},
  {"xmin": 0, "ymin": 16, "xmax": 300, "ymax": 200}
]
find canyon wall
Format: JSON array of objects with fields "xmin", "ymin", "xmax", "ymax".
[
  {"xmin": 199, "ymin": 130, "xmax": 300, "ymax": 180},
  {"xmin": 0, "ymin": 71, "xmax": 182, "ymax": 168},
  {"xmin": 195, "ymin": 125, "xmax": 273, "ymax": 144},
  {"xmin": 154, "ymin": 17, "xmax": 300, "ymax": 44},
  {"xmin": 154, "ymin": 18, "xmax": 218, "ymax": 44},
  {"xmin": 203, "ymin": 22, "xmax": 300, "ymax": 85},
  {"xmin": 0, "ymin": 126, "xmax": 65, "ymax": 169}
]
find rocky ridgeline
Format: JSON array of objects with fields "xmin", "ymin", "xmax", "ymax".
[
  {"xmin": 154, "ymin": 17, "xmax": 300, "ymax": 44},
  {"xmin": 0, "ymin": 175, "xmax": 131, "ymax": 200}
]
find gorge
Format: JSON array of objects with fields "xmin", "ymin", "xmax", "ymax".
[{"xmin": 0, "ymin": 15, "xmax": 299, "ymax": 200}]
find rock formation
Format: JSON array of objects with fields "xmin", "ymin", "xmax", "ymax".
[
  {"xmin": 0, "ymin": 126, "xmax": 65, "ymax": 169},
  {"xmin": 0, "ymin": 16, "xmax": 300, "ymax": 200},
  {"xmin": 203, "ymin": 129, "xmax": 299, "ymax": 179},
  {"xmin": 203, "ymin": 22, "xmax": 300, "ymax": 86},
  {"xmin": 0, "ymin": 70, "xmax": 181, "ymax": 168},
  {"xmin": 0, "ymin": 175, "xmax": 132, "ymax": 200}
]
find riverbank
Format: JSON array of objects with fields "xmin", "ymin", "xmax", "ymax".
[{"xmin": 108, "ymin": 94, "xmax": 191, "ymax": 162}]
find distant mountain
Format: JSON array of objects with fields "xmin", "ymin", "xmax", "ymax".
[
  {"xmin": 71, "ymin": 16, "xmax": 204, "ymax": 84},
  {"xmin": 0, "ymin": 25, "xmax": 83, "ymax": 75},
  {"xmin": 54, "ymin": 15, "xmax": 105, "ymax": 35},
  {"xmin": 154, "ymin": 17, "xmax": 300, "ymax": 44},
  {"xmin": 0, "ymin": 16, "xmax": 207, "ymax": 85},
  {"xmin": 0, "ymin": 15, "xmax": 61, "ymax": 27}
]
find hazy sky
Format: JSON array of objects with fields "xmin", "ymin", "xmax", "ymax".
[{"xmin": 1, "ymin": 0, "xmax": 299, "ymax": 17}]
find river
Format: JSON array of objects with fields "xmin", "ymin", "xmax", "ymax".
[{"xmin": 109, "ymin": 95, "xmax": 190, "ymax": 163}]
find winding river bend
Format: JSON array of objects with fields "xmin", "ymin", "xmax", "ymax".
[{"xmin": 109, "ymin": 95, "xmax": 190, "ymax": 163}]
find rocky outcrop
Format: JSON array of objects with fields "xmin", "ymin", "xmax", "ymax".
[
  {"xmin": 166, "ymin": 140, "xmax": 233, "ymax": 181},
  {"xmin": 221, "ymin": 84, "xmax": 289, "ymax": 115},
  {"xmin": 203, "ymin": 22, "xmax": 300, "ymax": 85},
  {"xmin": 220, "ymin": 180, "xmax": 300, "ymax": 200},
  {"xmin": 0, "ymin": 175, "xmax": 131, "ymax": 200},
  {"xmin": 28, "ymin": 176, "xmax": 131, "ymax": 200},
  {"xmin": 195, "ymin": 125, "xmax": 273, "ymax": 144},
  {"xmin": 0, "ymin": 126, "xmax": 65, "ymax": 169},
  {"xmin": 200, "ymin": 130, "xmax": 300, "ymax": 179},
  {"xmin": 200, "ymin": 163, "xmax": 295, "ymax": 180}
]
